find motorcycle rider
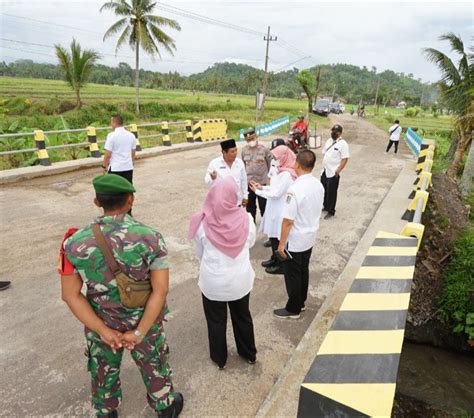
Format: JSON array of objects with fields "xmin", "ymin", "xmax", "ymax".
[{"xmin": 291, "ymin": 115, "xmax": 308, "ymax": 146}]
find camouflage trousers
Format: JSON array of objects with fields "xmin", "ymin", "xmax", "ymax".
[{"xmin": 85, "ymin": 322, "xmax": 175, "ymax": 416}]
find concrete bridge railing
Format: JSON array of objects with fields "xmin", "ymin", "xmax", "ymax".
[{"xmin": 297, "ymin": 139, "xmax": 436, "ymax": 417}]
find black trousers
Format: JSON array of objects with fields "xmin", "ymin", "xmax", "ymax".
[
  {"xmin": 386, "ymin": 140, "xmax": 399, "ymax": 153},
  {"xmin": 283, "ymin": 248, "xmax": 313, "ymax": 314},
  {"xmin": 202, "ymin": 293, "xmax": 257, "ymax": 368},
  {"xmin": 108, "ymin": 169, "xmax": 134, "ymax": 215},
  {"xmin": 321, "ymin": 171, "xmax": 340, "ymax": 215},
  {"xmin": 270, "ymin": 237, "xmax": 281, "ymax": 265},
  {"xmin": 246, "ymin": 188, "xmax": 266, "ymax": 222},
  {"xmin": 108, "ymin": 169, "xmax": 133, "ymax": 184}
]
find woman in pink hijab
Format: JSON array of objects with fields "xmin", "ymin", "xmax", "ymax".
[
  {"xmin": 188, "ymin": 176, "xmax": 257, "ymax": 369},
  {"xmin": 250, "ymin": 145, "xmax": 296, "ymax": 275}
]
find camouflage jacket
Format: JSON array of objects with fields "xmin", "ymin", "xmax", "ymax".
[{"xmin": 64, "ymin": 214, "xmax": 169, "ymax": 331}]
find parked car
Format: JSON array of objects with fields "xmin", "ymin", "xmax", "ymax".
[
  {"xmin": 329, "ymin": 102, "xmax": 345, "ymax": 114},
  {"xmin": 313, "ymin": 99, "xmax": 330, "ymax": 116}
]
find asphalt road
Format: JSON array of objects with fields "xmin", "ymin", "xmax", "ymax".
[{"xmin": 0, "ymin": 115, "xmax": 411, "ymax": 417}]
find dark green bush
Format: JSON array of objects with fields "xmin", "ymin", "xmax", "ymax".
[{"xmin": 439, "ymin": 228, "xmax": 474, "ymax": 341}]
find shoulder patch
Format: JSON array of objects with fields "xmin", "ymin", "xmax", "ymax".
[
  {"xmin": 286, "ymin": 193, "xmax": 294, "ymax": 204},
  {"xmin": 58, "ymin": 228, "xmax": 79, "ymax": 275}
]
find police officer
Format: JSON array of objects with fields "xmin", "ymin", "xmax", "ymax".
[
  {"xmin": 204, "ymin": 139, "xmax": 248, "ymax": 207},
  {"xmin": 321, "ymin": 124, "xmax": 350, "ymax": 219},
  {"xmin": 274, "ymin": 150, "xmax": 324, "ymax": 319},
  {"xmin": 241, "ymin": 128, "xmax": 272, "ymax": 222},
  {"xmin": 59, "ymin": 174, "xmax": 183, "ymax": 418}
]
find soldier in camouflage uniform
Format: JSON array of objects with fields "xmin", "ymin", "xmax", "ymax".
[{"xmin": 59, "ymin": 174, "xmax": 183, "ymax": 417}]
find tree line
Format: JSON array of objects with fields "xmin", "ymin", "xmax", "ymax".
[{"xmin": 0, "ymin": 59, "xmax": 438, "ymax": 106}]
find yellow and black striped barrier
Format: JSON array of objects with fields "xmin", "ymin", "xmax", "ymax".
[
  {"xmin": 200, "ymin": 118, "xmax": 227, "ymax": 141},
  {"xmin": 34, "ymin": 130, "xmax": 51, "ymax": 166},
  {"xmin": 192, "ymin": 120, "xmax": 203, "ymax": 142},
  {"xmin": 87, "ymin": 126, "xmax": 101, "ymax": 158},
  {"xmin": 298, "ymin": 231, "xmax": 418, "ymax": 418},
  {"xmin": 186, "ymin": 120, "xmax": 194, "ymax": 143},
  {"xmin": 129, "ymin": 124, "xmax": 142, "ymax": 151},
  {"xmin": 161, "ymin": 121, "xmax": 171, "ymax": 146}
]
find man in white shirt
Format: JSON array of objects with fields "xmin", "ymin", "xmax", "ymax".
[
  {"xmin": 386, "ymin": 119, "xmax": 402, "ymax": 154},
  {"xmin": 321, "ymin": 124, "xmax": 350, "ymax": 219},
  {"xmin": 204, "ymin": 139, "xmax": 249, "ymax": 207},
  {"xmin": 103, "ymin": 114, "xmax": 137, "ymax": 184},
  {"xmin": 274, "ymin": 150, "xmax": 324, "ymax": 319}
]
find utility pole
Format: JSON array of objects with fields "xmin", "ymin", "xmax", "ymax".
[
  {"xmin": 260, "ymin": 26, "xmax": 277, "ymax": 121},
  {"xmin": 314, "ymin": 66, "xmax": 321, "ymax": 104},
  {"xmin": 374, "ymin": 78, "xmax": 380, "ymax": 114}
]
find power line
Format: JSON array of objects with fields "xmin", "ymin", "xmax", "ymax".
[
  {"xmin": 275, "ymin": 56, "xmax": 312, "ymax": 73},
  {"xmin": 0, "ymin": 13, "xmax": 102, "ymax": 35}
]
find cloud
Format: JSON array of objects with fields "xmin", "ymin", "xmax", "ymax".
[{"xmin": 1, "ymin": 0, "xmax": 472, "ymax": 81}]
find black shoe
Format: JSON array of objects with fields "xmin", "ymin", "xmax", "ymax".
[
  {"xmin": 273, "ymin": 308, "xmax": 300, "ymax": 319},
  {"xmin": 102, "ymin": 411, "xmax": 117, "ymax": 418},
  {"xmin": 158, "ymin": 392, "xmax": 184, "ymax": 417},
  {"xmin": 0, "ymin": 281, "xmax": 11, "ymax": 291},
  {"xmin": 265, "ymin": 265, "xmax": 284, "ymax": 275},
  {"xmin": 261, "ymin": 258, "xmax": 276, "ymax": 268},
  {"xmin": 263, "ymin": 239, "xmax": 272, "ymax": 248},
  {"xmin": 324, "ymin": 213, "xmax": 334, "ymax": 220}
]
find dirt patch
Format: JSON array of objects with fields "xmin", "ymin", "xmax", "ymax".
[{"xmin": 405, "ymin": 173, "xmax": 471, "ymax": 352}]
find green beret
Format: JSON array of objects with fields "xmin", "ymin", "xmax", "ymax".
[{"xmin": 93, "ymin": 174, "xmax": 136, "ymax": 194}]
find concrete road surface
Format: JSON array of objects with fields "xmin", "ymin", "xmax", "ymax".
[{"xmin": 0, "ymin": 115, "xmax": 412, "ymax": 416}]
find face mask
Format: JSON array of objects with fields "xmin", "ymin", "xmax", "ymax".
[
  {"xmin": 331, "ymin": 131, "xmax": 338, "ymax": 140},
  {"xmin": 248, "ymin": 140, "xmax": 257, "ymax": 147}
]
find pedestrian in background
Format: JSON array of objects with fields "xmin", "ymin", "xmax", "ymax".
[
  {"xmin": 189, "ymin": 177, "xmax": 257, "ymax": 370},
  {"xmin": 386, "ymin": 119, "xmax": 402, "ymax": 154},
  {"xmin": 103, "ymin": 115, "xmax": 136, "ymax": 184},
  {"xmin": 321, "ymin": 124, "xmax": 350, "ymax": 219}
]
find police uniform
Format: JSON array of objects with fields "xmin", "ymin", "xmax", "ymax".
[
  {"xmin": 241, "ymin": 132, "xmax": 272, "ymax": 221},
  {"xmin": 321, "ymin": 135, "xmax": 350, "ymax": 216},
  {"xmin": 204, "ymin": 139, "xmax": 248, "ymax": 204},
  {"xmin": 279, "ymin": 174, "xmax": 324, "ymax": 315},
  {"xmin": 59, "ymin": 175, "xmax": 181, "ymax": 417}
]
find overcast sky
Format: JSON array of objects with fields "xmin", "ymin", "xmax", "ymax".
[{"xmin": 0, "ymin": 0, "xmax": 472, "ymax": 82}]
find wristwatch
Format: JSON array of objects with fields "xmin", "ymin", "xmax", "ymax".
[{"xmin": 134, "ymin": 329, "xmax": 143, "ymax": 339}]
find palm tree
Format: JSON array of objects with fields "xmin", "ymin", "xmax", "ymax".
[
  {"xmin": 100, "ymin": 0, "xmax": 181, "ymax": 114},
  {"xmin": 54, "ymin": 39, "xmax": 100, "ymax": 108},
  {"xmin": 423, "ymin": 33, "xmax": 473, "ymax": 178}
]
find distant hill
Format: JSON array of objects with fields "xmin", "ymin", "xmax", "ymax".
[{"xmin": 0, "ymin": 59, "xmax": 438, "ymax": 105}]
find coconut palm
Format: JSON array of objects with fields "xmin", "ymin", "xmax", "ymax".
[
  {"xmin": 423, "ymin": 33, "xmax": 473, "ymax": 178},
  {"xmin": 54, "ymin": 39, "xmax": 100, "ymax": 108},
  {"xmin": 100, "ymin": 0, "xmax": 181, "ymax": 114}
]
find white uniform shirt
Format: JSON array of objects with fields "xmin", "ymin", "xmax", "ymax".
[
  {"xmin": 322, "ymin": 137, "xmax": 350, "ymax": 178},
  {"xmin": 389, "ymin": 124, "xmax": 402, "ymax": 141},
  {"xmin": 282, "ymin": 173, "xmax": 325, "ymax": 252},
  {"xmin": 256, "ymin": 171, "xmax": 294, "ymax": 239},
  {"xmin": 104, "ymin": 127, "xmax": 137, "ymax": 172},
  {"xmin": 204, "ymin": 156, "xmax": 249, "ymax": 202},
  {"xmin": 194, "ymin": 213, "xmax": 256, "ymax": 301}
]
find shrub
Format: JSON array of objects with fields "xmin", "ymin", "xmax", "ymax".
[
  {"xmin": 439, "ymin": 228, "xmax": 474, "ymax": 342},
  {"xmin": 405, "ymin": 106, "xmax": 421, "ymax": 117}
]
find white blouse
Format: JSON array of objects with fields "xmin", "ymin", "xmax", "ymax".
[
  {"xmin": 256, "ymin": 171, "xmax": 294, "ymax": 239},
  {"xmin": 193, "ymin": 213, "xmax": 256, "ymax": 301}
]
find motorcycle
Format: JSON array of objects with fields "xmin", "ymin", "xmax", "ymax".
[{"xmin": 286, "ymin": 128, "xmax": 308, "ymax": 153}]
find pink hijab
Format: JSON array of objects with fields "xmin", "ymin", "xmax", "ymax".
[
  {"xmin": 271, "ymin": 145, "xmax": 297, "ymax": 179},
  {"xmin": 188, "ymin": 177, "xmax": 249, "ymax": 258}
]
